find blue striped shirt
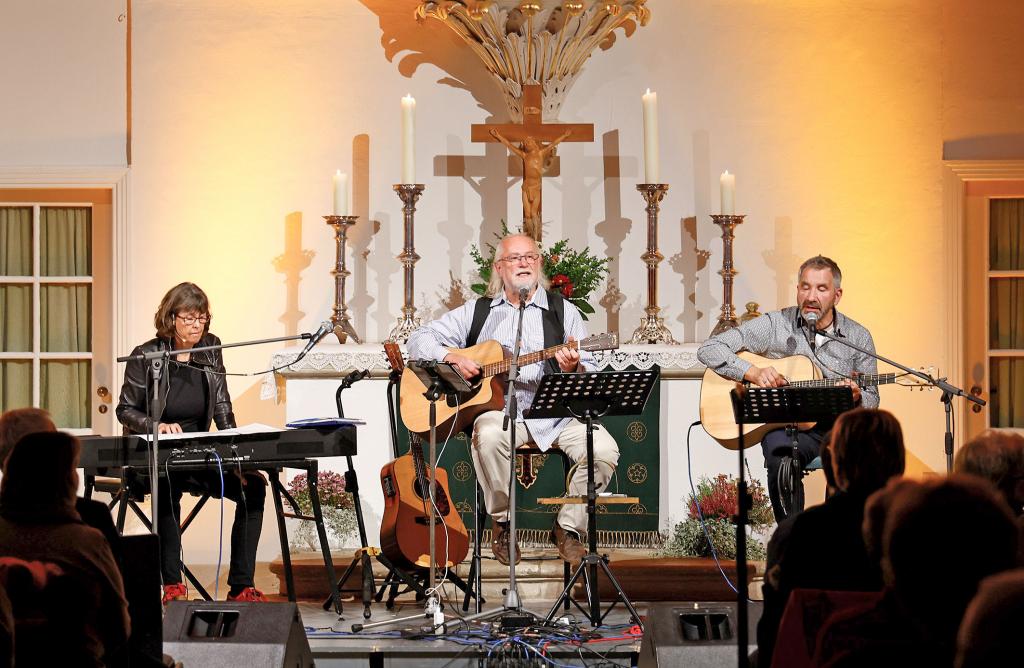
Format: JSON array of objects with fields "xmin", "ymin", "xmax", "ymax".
[{"xmin": 406, "ymin": 289, "xmax": 595, "ymax": 450}]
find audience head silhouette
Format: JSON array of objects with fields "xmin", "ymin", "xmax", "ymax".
[
  {"xmin": 956, "ymin": 568, "xmax": 1024, "ymax": 668},
  {"xmin": 0, "ymin": 408, "xmax": 55, "ymax": 473},
  {"xmin": 954, "ymin": 428, "xmax": 1024, "ymax": 516},
  {"xmin": 0, "ymin": 431, "xmax": 80, "ymax": 519},
  {"xmin": 882, "ymin": 475, "xmax": 1018, "ymax": 644},
  {"xmin": 830, "ymin": 408, "xmax": 905, "ymax": 495}
]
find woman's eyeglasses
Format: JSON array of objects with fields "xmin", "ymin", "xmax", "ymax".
[{"xmin": 175, "ymin": 314, "xmax": 210, "ymax": 326}]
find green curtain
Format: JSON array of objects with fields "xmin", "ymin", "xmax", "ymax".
[
  {"xmin": 41, "ymin": 361, "xmax": 90, "ymax": 429},
  {"xmin": 1, "ymin": 208, "xmax": 33, "ymax": 411},
  {"xmin": 989, "ymin": 199, "xmax": 1024, "ymax": 428},
  {"xmin": 41, "ymin": 206, "xmax": 91, "ymax": 276}
]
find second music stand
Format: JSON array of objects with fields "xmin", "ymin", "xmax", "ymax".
[
  {"xmin": 730, "ymin": 384, "xmax": 854, "ymax": 668},
  {"xmin": 526, "ymin": 369, "xmax": 658, "ymax": 629}
]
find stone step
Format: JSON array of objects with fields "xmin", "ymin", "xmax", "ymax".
[{"xmin": 269, "ymin": 548, "xmax": 761, "ymax": 603}]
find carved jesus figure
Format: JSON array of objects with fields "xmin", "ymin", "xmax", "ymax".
[{"xmin": 490, "ymin": 128, "xmax": 573, "ymax": 240}]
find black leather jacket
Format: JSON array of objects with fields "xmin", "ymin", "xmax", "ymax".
[{"xmin": 115, "ymin": 334, "xmax": 236, "ymax": 435}]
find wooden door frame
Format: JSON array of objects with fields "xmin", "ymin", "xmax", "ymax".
[
  {"xmin": 0, "ymin": 167, "xmax": 130, "ymax": 431},
  {"xmin": 944, "ymin": 160, "xmax": 1024, "ymax": 441}
]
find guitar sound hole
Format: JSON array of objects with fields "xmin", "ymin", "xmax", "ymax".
[
  {"xmin": 413, "ymin": 478, "xmax": 452, "ymax": 515},
  {"xmin": 447, "ymin": 383, "xmax": 483, "ymax": 408}
]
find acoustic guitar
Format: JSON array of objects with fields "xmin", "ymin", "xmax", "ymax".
[
  {"xmin": 699, "ymin": 351, "xmax": 933, "ymax": 449},
  {"xmin": 398, "ymin": 333, "xmax": 618, "ymax": 438},
  {"xmin": 379, "ymin": 343, "xmax": 469, "ymax": 571}
]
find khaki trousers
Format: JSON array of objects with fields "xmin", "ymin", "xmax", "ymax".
[{"xmin": 470, "ymin": 410, "xmax": 620, "ymax": 535}]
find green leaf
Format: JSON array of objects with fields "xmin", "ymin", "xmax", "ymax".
[
  {"xmin": 471, "ymin": 283, "xmax": 487, "ymax": 296},
  {"xmin": 576, "ymin": 300, "xmax": 596, "ymax": 314}
]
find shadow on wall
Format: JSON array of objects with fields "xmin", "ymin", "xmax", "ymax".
[
  {"xmin": 593, "ymin": 130, "xmax": 631, "ymax": 335},
  {"xmin": 272, "ymin": 212, "xmax": 314, "ymax": 338},
  {"xmin": 668, "ymin": 216, "xmax": 711, "ymax": 344},
  {"xmin": 350, "ymin": 134, "xmax": 378, "ymax": 341},
  {"xmin": 943, "ymin": 135, "xmax": 1024, "ymax": 160},
  {"xmin": 358, "ymin": 0, "xmax": 507, "ymax": 119},
  {"xmin": 762, "ymin": 216, "xmax": 802, "ymax": 311}
]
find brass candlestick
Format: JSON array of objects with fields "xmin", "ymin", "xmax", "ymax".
[
  {"xmin": 324, "ymin": 215, "xmax": 362, "ymax": 344},
  {"xmin": 710, "ymin": 214, "xmax": 746, "ymax": 336},
  {"xmin": 388, "ymin": 184, "xmax": 425, "ymax": 343},
  {"xmin": 629, "ymin": 183, "xmax": 677, "ymax": 345}
]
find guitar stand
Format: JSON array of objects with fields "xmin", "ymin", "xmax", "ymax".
[{"xmin": 323, "ymin": 376, "xmax": 427, "ymax": 619}]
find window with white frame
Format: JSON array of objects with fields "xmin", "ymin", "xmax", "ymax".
[{"xmin": 0, "ymin": 204, "xmax": 93, "ymax": 431}]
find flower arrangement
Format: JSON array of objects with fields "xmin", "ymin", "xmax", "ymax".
[
  {"xmin": 287, "ymin": 471, "xmax": 358, "ymax": 551},
  {"xmin": 663, "ymin": 474, "xmax": 774, "ymax": 560},
  {"xmin": 469, "ymin": 226, "xmax": 610, "ymax": 319}
]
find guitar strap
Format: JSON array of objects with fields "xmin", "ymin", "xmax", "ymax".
[{"xmin": 466, "ymin": 291, "xmax": 565, "ymax": 374}]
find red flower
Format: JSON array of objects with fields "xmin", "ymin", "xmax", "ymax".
[
  {"xmin": 549, "ymin": 254, "xmax": 560, "ymax": 264},
  {"xmin": 560, "ymin": 281, "xmax": 574, "ymax": 298},
  {"xmin": 551, "ymin": 274, "xmax": 569, "ymax": 287}
]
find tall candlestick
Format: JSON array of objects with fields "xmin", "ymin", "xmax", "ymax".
[
  {"xmin": 332, "ymin": 170, "xmax": 349, "ymax": 216},
  {"xmin": 641, "ymin": 89, "xmax": 659, "ymax": 184},
  {"xmin": 720, "ymin": 170, "xmax": 735, "ymax": 215},
  {"xmin": 388, "ymin": 184, "xmax": 425, "ymax": 343},
  {"xmin": 401, "ymin": 94, "xmax": 416, "ymax": 184}
]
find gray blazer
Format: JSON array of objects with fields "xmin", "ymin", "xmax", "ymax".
[{"xmin": 696, "ymin": 305, "xmax": 880, "ymax": 409}]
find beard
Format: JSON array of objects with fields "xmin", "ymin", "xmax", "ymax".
[{"xmin": 510, "ymin": 276, "xmax": 538, "ymax": 294}]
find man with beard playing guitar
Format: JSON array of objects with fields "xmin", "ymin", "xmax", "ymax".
[
  {"xmin": 406, "ymin": 234, "xmax": 618, "ymax": 566},
  {"xmin": 697, "ymin": 255, "xmax": 879, "ymax": 522}
]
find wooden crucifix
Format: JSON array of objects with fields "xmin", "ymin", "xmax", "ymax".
[{"xmin": 472, "ymin": 84, "xmax": 594, "ymax": 241}]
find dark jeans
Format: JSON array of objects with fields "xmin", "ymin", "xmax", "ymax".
[
  {"xmin": 156, "ymin": 469, "xmax": 266, "ymax": 589},
  {"xmin": 761, "ymin": 427, "xmax": 826, "ymax": 522}
]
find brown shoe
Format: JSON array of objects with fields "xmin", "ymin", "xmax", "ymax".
[
  {"xmin": 491, "ymin": 521, "xmax": 521, "ymax": 565},
  {"xmin": 550, "ymin": 523, "xmax": 587, "ymax": 564}
]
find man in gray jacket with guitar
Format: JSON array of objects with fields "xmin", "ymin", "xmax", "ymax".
[
  {"xmin": 697, "ymin": 255, "xmax": 879, "ymax": 521},
  {"xmin": 407, "ymin": 233, "xmax": 619, "ymax": 566}
]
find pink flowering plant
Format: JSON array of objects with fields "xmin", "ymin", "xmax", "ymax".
[
  {"xmin": 664, "ymin": 474, "xmax": 773, "ymax": 560},
  {"xmin": 287, "ymin": 471, "xmax": 357, "ymax": 550}
]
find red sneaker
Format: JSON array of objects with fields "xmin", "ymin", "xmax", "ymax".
[
  {"xmin": 162, "ymin": 583, "xmax": 188, "ymax": 604},
  {"xmin": 227, "ymin": 587, "xmax": 267, "ymax": 602}
]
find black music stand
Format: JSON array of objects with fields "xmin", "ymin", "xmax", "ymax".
[
  {"xmin": 730, "ymin": 385, "xmax": 854, "ymax": 668},
  {"xmin": 526, "ymin": 369, "xmax": 658, "ymax": 629}
]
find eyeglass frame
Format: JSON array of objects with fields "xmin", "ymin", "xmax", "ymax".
[
  {"xmin": 175, "ymin": 313, "xmax": 211, "ymax": 326},
  {"xmin": 496, "ymin": 252, "xmax": 542, "ymax": 265}
]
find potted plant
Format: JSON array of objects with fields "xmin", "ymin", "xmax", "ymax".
[
  {"xmin": 664, "ymin": 474, "xmax": 774, "ymax": 560},
  {"xmin": 287, "ymin": 471, "xmax": 358, "ymax": 551}
]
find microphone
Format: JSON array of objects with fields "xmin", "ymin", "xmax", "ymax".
[
  {"xmin": 803, "ymin": 310, "xmax": 819, "ymax": 349},
  {"xmin": 300, "ymin": 320, "xmax": 334, "ymax": 356},
  {"xmin": 519, "ymin": 287, "xmax": 528, "ymax": 308}
]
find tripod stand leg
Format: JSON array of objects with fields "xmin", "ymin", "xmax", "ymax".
[{"xmin": 596, "ymin": 557, "xmax": 643, "ymax": 628}]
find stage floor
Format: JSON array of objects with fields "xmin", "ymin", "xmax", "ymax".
[{"xmin": 296, "ymin": 595, "xmax": 645, "ymax": 668}]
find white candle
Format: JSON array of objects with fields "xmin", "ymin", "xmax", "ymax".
[
  {"xmin": 401, "ymin": 94, "xmax": 416, "ymax": 184},
  {"xmin": 720, "ymin": 170, "xmax": 736, "ymax": 215},
  {"xmin": 332, "ymin": 170, "xmax": 349, "ymax": 216},
  {"xmin": 641, "ymin": 89, "xmax": 659, "ymax": 184}
]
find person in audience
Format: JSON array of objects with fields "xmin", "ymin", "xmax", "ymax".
[
  {"xmin": 813, "ymin": 475, "xmax": 1018, "ymax": 667},
  {"xmin": 0, "ymin": 407, "xmax": 121, "ymax": 561},
  {"xmin": 757, "ymin": 408, "xmax": 905, "ymax": 667},
  {"xmin": 0, "ymin": 432, "xmax": 129, "ymax": 665},
  {"xmin": 953, "ymin": 428, "xmax": 1024, "ymax": 516},
  {"xmin": 955, "ymin": 568, "xmax": 1024, "ymax": 668},
  {"xmin": 116, "ymin": 282, "xmax": 266, "ymax": 603}
]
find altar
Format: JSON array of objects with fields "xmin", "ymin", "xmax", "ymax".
[{"xmin": 262, "ymin": 342, "xmax": 773, "ymax": 547}]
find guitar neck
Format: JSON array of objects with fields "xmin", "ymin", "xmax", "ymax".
[
  {"xmin": 480, "ymin": 341, "xmax": 579, "ymax": 377},
  {"xmin": 789, "ymin": 372, "xmax": 896, "ymax": 389}
]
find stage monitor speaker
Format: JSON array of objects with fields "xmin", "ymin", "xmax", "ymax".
[
  {"xmin": 163, "ymin": 601, "xmax": 313, "ymax": 668},
  {"xmin": 638, "ymin": 601, "xmax": 761, "ymax": 668}
]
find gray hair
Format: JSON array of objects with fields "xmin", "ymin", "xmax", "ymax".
[
  {"xmin": 485, "ymin": 234, "xmax": 551, "ymax": 297},
  {"xmin": 798, "ymin": 255, "xmax": 842, "ymax": 289}
]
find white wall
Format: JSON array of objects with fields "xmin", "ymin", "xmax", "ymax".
[{"xmin": 0, "ymin": 0, "xmax": 127, "ymax": 166}]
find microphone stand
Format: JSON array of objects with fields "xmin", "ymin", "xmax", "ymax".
[
  {"xmin": 455, "ymin": 287, "xmax": 536, "ymax": 631},
  {"xmin": 813, "ymin": 328, "xmax": 985, "ymax": 472},
  {"xmin": 117, "ymin": 331, "xmax": 315, "ymax": 531},
  {"xmin": 500, "ymin": 289, "xmax": 528, "ymax": 611}
]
